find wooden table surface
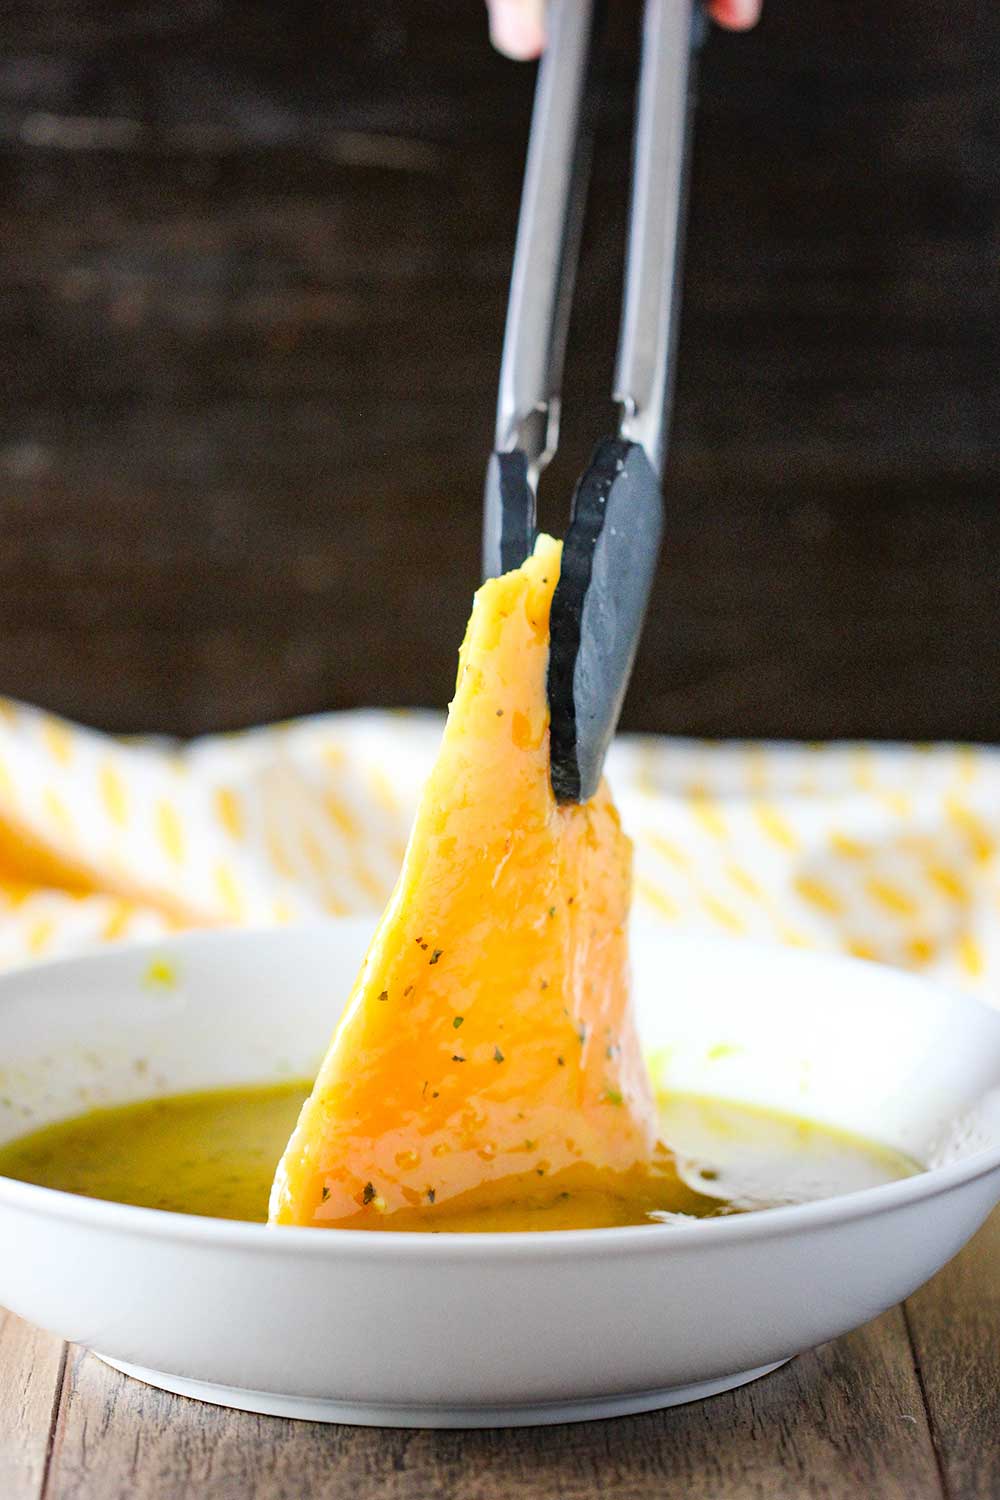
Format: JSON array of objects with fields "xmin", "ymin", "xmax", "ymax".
[{"xmin": 2, "ymin": 1209, "xmax": 996, "ymax": 1500}]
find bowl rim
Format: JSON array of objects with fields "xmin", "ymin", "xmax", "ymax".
[{"xmin": 0, "ymin": 923, "xmax": 998, "ymax": 1261}]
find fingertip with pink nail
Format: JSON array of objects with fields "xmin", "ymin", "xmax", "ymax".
[
  {"xmin": 707, "ymin": 0, "xmax": 762, "ymax": 30},
  {"xmin": 487, "ymin": 0, "xmax": 548, "ymax": 60}
]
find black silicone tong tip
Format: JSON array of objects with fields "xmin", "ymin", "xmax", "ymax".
[
  {"xmin": 483, "ymin": 452, "xmax": 537, "ymax": 580},
  {"xmin": 548, "ymin": 439, "xmax": 664, "ymax": 803}
]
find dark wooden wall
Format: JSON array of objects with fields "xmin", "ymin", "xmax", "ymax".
[{"xmin": 1, "ymin": 1, "xmax": 997, "ymax": 739}]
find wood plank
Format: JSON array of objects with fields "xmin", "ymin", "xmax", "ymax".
[
  {"xmin": 0, "ymin": 0, "xmax": 997, "ymax": 740},
  {"xmin": 0, "ymin": 1311, "xmax": 66, "ymax": 1500},
  {"xmin": 905, "ymin": 1207, "xmax": 1000, "ymax": 1500},
  {"xmin": 41, "ymin": 1309, "xmax": 940, "ymax": 1500}
]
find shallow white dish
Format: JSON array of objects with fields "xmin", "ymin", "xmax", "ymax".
[{"xmin": 0, "ymin": 922, "xmax": 999, "ymax": 1428}]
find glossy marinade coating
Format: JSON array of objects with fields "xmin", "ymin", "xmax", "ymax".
[{"xmin": 269, "ymin": 535, "xmax": 658, "ymax": 1228}]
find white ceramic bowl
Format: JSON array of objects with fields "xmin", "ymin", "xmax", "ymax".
[{"xmin": 1, "ymin": 922, "xmax": 999, "ymax": 1428}]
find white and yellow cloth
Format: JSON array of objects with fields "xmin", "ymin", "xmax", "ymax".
[{"xmin": 0, "ymin": 696, "xmax": 996, "ymax": 1007}]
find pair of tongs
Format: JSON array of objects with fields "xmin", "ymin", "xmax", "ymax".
[{"xmin": 484, "ymin": 0, "xmax": 706, "ymax": 803}]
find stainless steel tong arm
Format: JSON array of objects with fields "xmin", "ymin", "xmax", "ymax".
[
  {"xmin": 485, "ymin": 0, "xmax": 708, "ymax": 802},
  {"xmin": 616, "ymin": 0, "xmax": 704, "ymax": 477},
  {"xmin": 491, "ymin": 0, "xmax": 702, "ymax": 491},
  {"xmin": 493, "ymin": 0, "xmax": 597, "ymax": 485}
]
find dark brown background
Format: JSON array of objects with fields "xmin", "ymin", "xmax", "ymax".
[{"xmin": 1, "ymin": 0, "xmax": 996, "ymax": 739}]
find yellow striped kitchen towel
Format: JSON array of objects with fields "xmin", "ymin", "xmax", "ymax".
[{"xmin": 0, "ymin": 697, "xmax": 995, "ymax": 1005}]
